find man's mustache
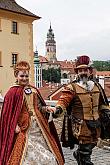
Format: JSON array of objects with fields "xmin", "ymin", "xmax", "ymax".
[{"xmin": 79, "ymin": 74, "xmax": 88, "ymax": 79}]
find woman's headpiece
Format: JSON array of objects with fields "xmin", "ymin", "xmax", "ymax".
[{"xmin": 14, "ymin": 61, "xmax": 30, "ymax": 77}]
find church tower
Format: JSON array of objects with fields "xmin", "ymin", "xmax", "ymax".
[{"xmin": 45, "ymin": 24, "xmax": 57, "ymax": 61}]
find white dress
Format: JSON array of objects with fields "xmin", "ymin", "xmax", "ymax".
[{"xmin": 22, "ymin": 116, "xmax": 58, "ymax": 165}]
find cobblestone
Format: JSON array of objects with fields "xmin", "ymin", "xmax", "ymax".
[
  {"xmin": 63, "ymin": 146, "xmax": 110, "ymax": 165},
  {"xmin": 54, "ymin": 118, "xmax": 110, "ymax": 165}
]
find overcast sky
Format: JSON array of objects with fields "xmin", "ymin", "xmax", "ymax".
[{"xmin": 16, "ymin": 0, "xmax": 110, "ymax": 61}]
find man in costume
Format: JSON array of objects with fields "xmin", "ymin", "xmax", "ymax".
[
  {"xmin": 52, "ymin": 55, "xmax": 110, "ymax": 165},
  {"xmin": 0, "ymin": 61, "xmax": 64, "ymax": 165}
]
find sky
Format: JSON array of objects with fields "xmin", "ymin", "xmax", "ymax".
[{"xmin": 16, "ymin": 0, "xmax": 110, "ymax": 61}]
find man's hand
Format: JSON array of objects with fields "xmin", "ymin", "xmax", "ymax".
[
  {"xmin": 15, "ymin": 124, "xmax": 21, "ymax": 133},
  {"xmin": 46, "ymin": 106, "xmax": 63, "ymax": 118}
]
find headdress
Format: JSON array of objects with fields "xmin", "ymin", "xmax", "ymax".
[{"xmin": 14, "ymin": 61, "xmax": 30, "ymax": 77}]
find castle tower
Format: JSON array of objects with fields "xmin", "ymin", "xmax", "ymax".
[
  {"xmin": 34, "ymin": 49, "xmax": 42, "ymax": 88},
  {"xmin": 45, "ymin": 24, "xmax": 57, "ymax": 61}
]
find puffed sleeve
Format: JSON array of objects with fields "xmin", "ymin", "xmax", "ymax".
[{"xmin": 54, "ymin": 83, "xmax": 76, "ymax": 118}]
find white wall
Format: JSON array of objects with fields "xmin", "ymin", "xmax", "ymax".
[{"xmin": 61, "ymin": 78, "xmax": 70, "ymax": 85}]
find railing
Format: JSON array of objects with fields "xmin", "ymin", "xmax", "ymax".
[{"xmin": 45, "ymin": 100, "xmax": 58, "ymax": 107}]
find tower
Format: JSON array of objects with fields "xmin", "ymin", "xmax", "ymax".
[
  {"xmin": 45, "ymin": 24, "xmax": 57, "ymax": 61},
  {"xmin": 34, "ymin": 49, "xmax": 42, "ymax": 88}
]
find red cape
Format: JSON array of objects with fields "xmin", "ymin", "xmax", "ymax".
[
  {"xmin": 0, "ymin": 85, "xmax": 64, "ymax": 165},
  {"xmin": 0, "ymin": 86, "xmax": 24, "ymax": 164}
]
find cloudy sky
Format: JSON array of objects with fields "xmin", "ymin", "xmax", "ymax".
[{"xmin": 16, "ymin": 0, "xmax": 110, "ymax": 61}]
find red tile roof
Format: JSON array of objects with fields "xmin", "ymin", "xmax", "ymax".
[
  {"xmin": 68, "ymin": 68, "xmax": 75, "ymax": 74},
  {"xmin": 39, "ymin": 56, "xmax": 48, "ymax": 63},
  {"xmin": 48, "ymin": 85, "xmax": 65, "ymax": 100},
  {"xmin": 48, "ymin": 61, "xmax": 60, "ymax": 65},
  {"xmin": 59, "ymin": 60, "xmax": 75, "ymax": 69},
  {"xmin": 96, "ymin": 71, "xmax": 110, "ymax": 77},
  {"xmin": 38, "ymin": 56, "xmax": 76, "ymax": 72},
  {"xmin": 39, "ymin": 84, "xmax": 60, "ymax": 100},
  {"xmin": 104, "ymin": 79, "xmax": 110, "ymax": 98},
  {"xmin": 104, "ymin": 85, "xmax": 110, "ymax": 98}
]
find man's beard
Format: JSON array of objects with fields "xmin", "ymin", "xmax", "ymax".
[{"xmin": 78, "ymin": 74, "xmax": 89, "ymax": 83}]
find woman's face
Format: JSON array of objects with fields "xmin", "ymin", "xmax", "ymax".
[{"xmin": 16, "ymin": 70, "xmax": 29, "ymax": 86}]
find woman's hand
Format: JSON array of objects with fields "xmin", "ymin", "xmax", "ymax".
[
  {"xmin": 45, "ymin": 106, "xmax": 56, "ymax": 122},
  {"xmin": 46, "ymin": 106, "xmax": 56, "ymax": 113},
  {"xmin": 15, "ymin": 124, "xmax": 21, "ymax": 133}
]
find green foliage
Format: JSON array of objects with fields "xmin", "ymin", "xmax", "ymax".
[
  {"xmin": 92, "ymin": 61, "xmax": 110, "ymax": 71},
  {"xmin": 42, "ymin": 67, "xmax": 61, "ymax": 83}
]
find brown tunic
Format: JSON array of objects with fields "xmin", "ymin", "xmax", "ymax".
[{"xmin": 56, "ymin": 81, "xmax": 106, "ymax": 144}]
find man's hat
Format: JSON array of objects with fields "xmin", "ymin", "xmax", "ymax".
[{"xmin": 74, "ymin": 55, "xmax": 92, "ymax": 73}]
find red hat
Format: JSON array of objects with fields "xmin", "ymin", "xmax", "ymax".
[{"xmin": 74, "ymin": 55, "xmax": 92, "ymax": 73}]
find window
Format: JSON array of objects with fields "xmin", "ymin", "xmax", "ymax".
[
  {"xmin": 0, "ymin": 52, "xmax": 2, "ymax": 66},
  {"xmin": 12, "ymin": 53, "xmax": 18, "ymax": 65},
  {"xmin": 12, "ymin": 21, "xmax": 18, "ymax": 34},
  {"xmin": 0, "ymin": 19, "xmax": 1, "ymax": 31}
]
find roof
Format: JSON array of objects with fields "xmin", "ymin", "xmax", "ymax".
[
  {"xmin": 59, "ymin": 60, "xmax": 75, "ymax": 69},
  {"xmin": 39, "ymin": 83, "xmax": 60, "ymax": 100},
  {"xmin": 39, "ymin": 56, "xmax": 48, "ymax": 63},
  {"xmin": 68, "ymin": 68, "xmax": 75, "ymax": 74},
  {"xmin": 0, "ymin": 0, "xmax": 40, "ymax": 19},
  {"xmin": 48, "ymin": 84, "xmax": 65, "ymax": 100},
  {"xmin": 104, "ymin": 85, "xmax": 110, "ymax": 98},
  {"xmin": 104, "ymin": 79, "xmax": 110, "ymax": 98},
  {"xmin": 39, "ymin": 56, "xmax": 76, "ymax": 69},
  {"xmin": 96, "ymin": 71, "xmax": 110, "ymax": 77},
  {"xmin": 48, "ymin": 61, "xmax": 60, "ymax": 65}
]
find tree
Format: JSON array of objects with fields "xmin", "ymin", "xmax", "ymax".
[
  {"xmin": 92, "ymin": 61, "xmax": 110, "ymax": 71},
  {"xmin": 42, "ymin": 67, "xmax": 61, "ymax": 83}
]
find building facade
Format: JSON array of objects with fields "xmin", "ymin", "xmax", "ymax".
[{"xmin": 0, "ymin": 0, "xmax": 40, "ymax": 95}]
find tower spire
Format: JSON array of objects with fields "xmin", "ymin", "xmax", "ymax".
[
  {"xmin": 45, "ymin": 23, "xmax": 57, "ymax": 61},
  {"xmin": 50, "ymin": 22, "xmax": 51, "ymax": 29}
]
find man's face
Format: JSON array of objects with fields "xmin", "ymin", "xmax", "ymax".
[
  {"xmin": 16, "ymin": 70, "xmax": 29, "ymax": 86},
  {"xmin": 77, "ymin": 68, "xmax": 90, "ymax": 81}
]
